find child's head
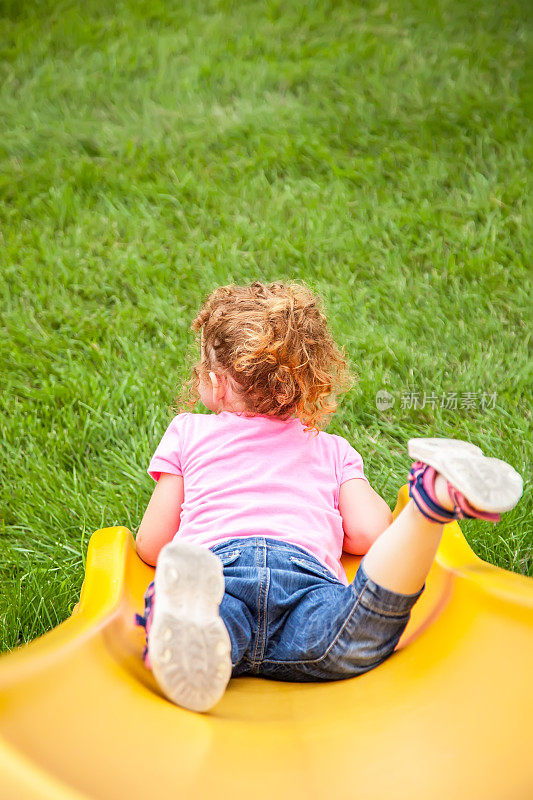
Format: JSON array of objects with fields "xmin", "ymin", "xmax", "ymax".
[{"xmin": 176, "ymin": 280, "xmax": 354, "ymax": 434}]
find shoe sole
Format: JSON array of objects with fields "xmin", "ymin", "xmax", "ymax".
[
  {"xmin": 407, "ymin": 438, "xmax": 523, "ymax": 513},
  {"xmin": 148, "ymin": 540, "xmax": 232, "ymax": 713}
]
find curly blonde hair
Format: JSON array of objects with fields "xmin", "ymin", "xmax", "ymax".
[{"xmin": 174, "ymin": 280, "xmax": 355, "ymax": 435}]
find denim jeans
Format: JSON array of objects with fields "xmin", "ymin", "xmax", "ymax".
[
  {"xmin": 136, "ymin": 536, "xmax": 424, "ymax": 682},
  {"xmin": 208, "ymin": 536, "xmax": 424, "ymax": 682}
]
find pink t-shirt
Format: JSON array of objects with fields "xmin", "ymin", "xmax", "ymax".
[{"xmin": 148, "ymin": 411, "xmax": 368, "ymax": 585}]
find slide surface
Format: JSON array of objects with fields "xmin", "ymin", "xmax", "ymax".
[{"xmin": 1, "ymin": 486, "xmax": 532, "ymax": 800}]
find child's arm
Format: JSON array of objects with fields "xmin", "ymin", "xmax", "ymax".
[
  {"xmin": 339, "ymin": 478, "xmax": 393, "ymax": 555},
  {"xmin": 135, "ymin": 473, "xmax": 185, "ymax": 566}
]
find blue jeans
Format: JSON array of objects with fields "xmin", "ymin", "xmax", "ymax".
[{"xmin": 209, "ymin": 537, "xmax": 424, "ymax": 682}]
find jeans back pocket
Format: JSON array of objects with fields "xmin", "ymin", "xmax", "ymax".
[
  {"xmin": 288, "ymin": 555, "xmax": 339, "ymax": 584},
  {"xmin": 216, "ymin": 549, "xmax": 241, "ymax": 567}
]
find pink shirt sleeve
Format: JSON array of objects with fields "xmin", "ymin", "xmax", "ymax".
[
  {"xmin": 340, "ymin": 440, "xmax": 368, "ymax": 484},
  {"xmin": 147, "ymin": 416, "xmax": 184, "ymax": 482}
]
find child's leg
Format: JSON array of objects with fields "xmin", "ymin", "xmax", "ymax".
[
  {"xmin": 363, "ymin": 438, "xmax": 523, "ymax": 595},
  {"xmin": 362, "ymin": 500, "xmax": 445, "ymax": 594},
  {"xmin": 256, "ymin": 438, "xmax": 523, "ymax": 684}
]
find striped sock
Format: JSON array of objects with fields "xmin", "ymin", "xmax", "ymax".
[
  {"xmin": 408, "ymin": 462, "xmax": 457, "ymax": 524},
  {"xmin": 408, "ymin": 461, "xmax": 501, "ymax": 524},
  {"xmin": 447, "ymin": 482, "xmax": 501, "ymax": 523},
  {"xmin": 134, "ymin": 581, "xmax": 155, "ymax": 670}
]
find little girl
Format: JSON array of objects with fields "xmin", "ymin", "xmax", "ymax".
[{"xmin": 134, "ymin": 280, "xmax": 523, "ymax": 712}]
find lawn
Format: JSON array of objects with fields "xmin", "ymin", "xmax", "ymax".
[{"xmin": 0, "ymin": 0, "xmax": 530, "ymax": 654}]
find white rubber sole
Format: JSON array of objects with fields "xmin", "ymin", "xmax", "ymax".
[
  {"xmin": 148, "ymin": 540, "xmax": 232, "ymax": 713},
  {"xmin": 407, "ymin": 438, "xmax": 523, "ymax": 514}
]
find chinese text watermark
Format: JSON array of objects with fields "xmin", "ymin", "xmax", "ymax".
[{"xmin": 375, "ymin": 390, "xmax": 498, "ymax": 413}]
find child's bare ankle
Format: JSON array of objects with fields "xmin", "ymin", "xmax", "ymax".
[{"xmin": 434, "ymin": 473, "xmax": 454, "ymax": 512}]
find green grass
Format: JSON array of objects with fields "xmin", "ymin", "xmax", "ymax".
[{"xmin": 0, "ymin": 0, "xmax": 531, "ymax": 654}]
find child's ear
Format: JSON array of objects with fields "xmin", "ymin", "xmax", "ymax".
[{"xmin": 209, "ymin": 371, "xmax": 223, "ymax": 401}]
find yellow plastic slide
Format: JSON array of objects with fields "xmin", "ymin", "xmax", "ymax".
[{"xmin": 1, "ymin": 486, "xmax": 532, "ymax": 800}]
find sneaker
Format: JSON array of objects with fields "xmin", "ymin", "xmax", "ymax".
[
  {"xmin": 408, "ymin": 437, "xmax": 523, "ymax": 516},
  {"xmin": 148, "ymin": 540, "xmax": 232, "ymax": 713}
]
